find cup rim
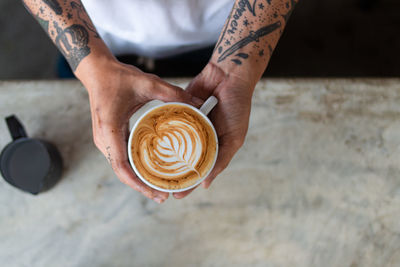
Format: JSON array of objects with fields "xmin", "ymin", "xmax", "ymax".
[{"xmin": 127, "ymin": 101, "xmax": 219, "ymax": 193}]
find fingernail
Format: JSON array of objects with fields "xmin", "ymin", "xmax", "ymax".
[
  {"xmin": 191, "ymin": 96, "xmax": 204, "ymax": 106},
  {"xmin": 155, "ymin": 196, "xmax": 165, "ymax": 204}
]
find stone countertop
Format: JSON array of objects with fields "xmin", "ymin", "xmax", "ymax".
[{"xmin": 1, "ymin": 79, "xmax": 400, "ymax": 267}]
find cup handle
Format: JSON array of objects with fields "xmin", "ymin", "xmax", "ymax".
[
  {"xmin": 5, "ymin": 115, "xmax": 27, "ymax": 141},
  {"xmin": 129, "ymin": 100, "xmax": 164, "ymax": 130},
  {"xmin": 199, "ymin": 96, "xmax": 218, "ymax": 116}
]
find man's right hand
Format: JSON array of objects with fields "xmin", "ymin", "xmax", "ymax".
[{"xmin": 80, "ymin": 59, "xmax": 203, "ymax": 203}]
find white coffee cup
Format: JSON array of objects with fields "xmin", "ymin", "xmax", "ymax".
[{"xmin": 128, "ymin": 96, "xmax": 219, "ymax": 193}]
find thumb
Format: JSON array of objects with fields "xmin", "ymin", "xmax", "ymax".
[
  {"xmin": 186, "ymin": 74, "xmax": 213, "ymax": 100},
  {"xmin": 186, "ymin": 66, "xmax": 224, "ymax": 99},
  {"xmin": 157, "ymin": 82, "xmax": 204, "ymax": 108},
  {"xmin": 202, "ymin": 140, "xmax": 236, "ymax": 189}
]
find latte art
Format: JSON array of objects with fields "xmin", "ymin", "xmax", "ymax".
[
  {"xmin": 142, "ymin": 118, "xmax": 203, "ymax": 179},
  {"xmin": 131, "ymin": 104, "xmax": 217, "ymax": 190}
]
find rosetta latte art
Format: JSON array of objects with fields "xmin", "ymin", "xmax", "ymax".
[{"xmin": 131, "ymin": 105, "xmax": 217, "ymax": 190}]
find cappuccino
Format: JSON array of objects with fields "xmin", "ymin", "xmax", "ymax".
[{"xmin": 130, "ymin": 104, "xmax": 217, "ymax": 190}]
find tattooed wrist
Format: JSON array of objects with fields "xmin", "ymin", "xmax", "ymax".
[{"xmin": 54, "ymin": 21, "xmax": 90, "ymax": 71}]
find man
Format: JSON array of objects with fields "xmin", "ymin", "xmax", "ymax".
[{"xmin": 22, "ymin": 0, "xmax": 298, "ymax": 203}]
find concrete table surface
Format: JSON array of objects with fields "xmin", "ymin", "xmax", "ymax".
[{"xmin": 1, "ymin": 79, "xmax": 400, "ymax": 267}]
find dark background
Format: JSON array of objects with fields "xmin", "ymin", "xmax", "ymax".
[{"xmin": 0, "ymin": 0, "xmax": 399, "ymax": 79}]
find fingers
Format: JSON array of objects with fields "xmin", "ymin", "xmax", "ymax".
[
  {"xmin": 116, "ymin": 161, "xmax": 169, "ymax": 203},
  {"xmin": 202, "ymin": 138, "xmax": 238, "ymax": 189},
  {"xmin": 152, "ymin": 79, "xmax": 204, "ymax": 108},
  {"xmin": 185, "ymin": 74, "xmax": 215, "ymax": 100},
  {"xmin": 172, "ymin": 185, "xmax": 199, "ymax": 199},
  {"xmin": 100, "ymin": 124, "xmax": 169, "ymax": 203},
  {"xmin": 186, "ymin": 64, "xmax": 225, "ymax": 100}
]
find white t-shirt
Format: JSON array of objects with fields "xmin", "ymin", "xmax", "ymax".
[{"xmin": 81, "ymin": 0, "xmax": 233, "ymax": 58}]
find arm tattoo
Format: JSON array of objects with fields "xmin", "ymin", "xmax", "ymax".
[
  {"xmin": 231, "ymin": 59, "xmax": 243, "ymax": 65},
  {"xmin": 54, "ymin": 21, "xmax": 90, "ymax": 71},
  {"xmin": 245, "ymin": 0, "xmax": 258, "ymax": 16},
  {"xmin": 42, "ymin": 0, "xmax": 62, "ymax": 15},
  {"xmin": 218, "ymin": 21, "xmax": 281, "ymax": 64},
  {"xmin": 35, "ymin": 13, "xmax": 49, "ymax": 32},
  {"xmin": 227, "ymin": 0, "xmax": 258, "ymax": 35},
  {"xmin": 215, "ymin": 0, "xmax": 298, "ymax": 65},
  {"xmin": 215, "ymin": 0, "xmax": 260, "ymax": 52},
  {"xmin": 23, "ymin": 0, "xmax": 100, "ymax": 72},
  {"xmin": 282, "ymin": 0, "xmax": 297, "ymax": 22},
  {"xmin": 71, "ymin": 1, "xmax": 100, "ymax": 38},
  {"xmin": 236, "ymin": 53, "xmax": 249, "ymax": 59},
  {"xmin": 214, "ymin": 3, "xmax": 234, "ymax": 52}
]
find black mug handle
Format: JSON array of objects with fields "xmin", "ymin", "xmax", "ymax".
[{"xmin": 6, "ymin": 115, "xmax": 27, "ymax": 141}]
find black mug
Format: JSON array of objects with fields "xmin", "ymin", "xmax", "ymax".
[{"xmin": 0, "ymin": 115, "xmax": 63, "ymax": 194}]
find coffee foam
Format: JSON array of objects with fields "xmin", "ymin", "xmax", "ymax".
[{"xmin": 131, "ymin": 104, "xmax": 217, "ymax": 190}]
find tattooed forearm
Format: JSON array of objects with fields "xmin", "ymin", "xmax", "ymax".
[
  {"xmin": 214, "ymin": 0, "xmax": 299, "ymax": 67},
  {"xmin": 228, "ymin": 0, "xmax": 258, "ymax": 35},
  {"xmin": 215, "ymin": 4, "xmax": 234, "ymax": 51},
  {"xmin": 215, "ymin": 0, "xmax": 261, "ymax": 51},
  {"xmin": 218, "ymin": 21, "xmax": 281, "ymax": 63},
  {"xmin": 282, "ymin": 0, "xmax": 297, "ymax": 22},
  {"xmin": 42, "ymin": 0, "xmax": 62, "ymax": 15},
  {"xmin": 22, "ymin": 0, "xmax": 103, "ymax": 72},
  {"xmin": 71, "ymin": 1, "xmax": 100, "ymax": 38},
  {"xmin": 54, "ymin": 22, "xmax": 90, "ymax": 71},
  {"xmin": 35, "ymin": 13, "xmax": 49, "ymax": 31}
]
